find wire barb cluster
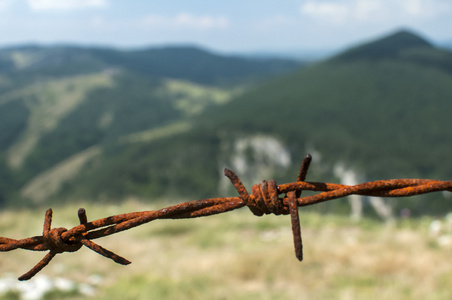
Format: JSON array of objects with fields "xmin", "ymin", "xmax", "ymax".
[{"xmin": 1, "ymin": 154, "xmax": 452, "ymax": 281}]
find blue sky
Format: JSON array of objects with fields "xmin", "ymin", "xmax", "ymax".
[{"xmin": 0, "ymin": 0, "xmax": 451, "ymax": 53}]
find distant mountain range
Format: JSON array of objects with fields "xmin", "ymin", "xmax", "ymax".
[
  {"xmin": 1, "ymin": 28, "xmax": 452, "ymax": 215},
  {"xmin": 0, "ymin": 44, "xmax": 301, "ymax": 85}
]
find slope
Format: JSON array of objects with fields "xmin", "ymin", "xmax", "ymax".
[
  {"xmin": 69, "ymin": 28, "xmax": 452, "ymax": 212},
  {"xmin": 333, "ymin": 29, "xmax": 433, "ymax": 61},
  {"xmin": 57, "ymin": 29, "xmax": 452, "ymax": 215},
  {"xmin": 332, "ymin": 29, "xmax": 452, "ymax": 73},
  {"xmin": 4, "ymin": 29, "xmax": 452, "ymax": 216},
  {"xmin": 202, "ymin": 30, "xmax": 452, "ymax": 177},
  {"xmin": 0, "ymin": 44, "xmax": 301, "ymax": 206}
]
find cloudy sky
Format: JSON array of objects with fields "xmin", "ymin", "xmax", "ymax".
[{"xmin": 0, "ymin": 0, "xmax": 451, "ymax": 53}]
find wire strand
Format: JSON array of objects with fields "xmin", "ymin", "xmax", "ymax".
[{"xmin": 1, "ymin": 154, "xmax": 451, "ymax": 280}]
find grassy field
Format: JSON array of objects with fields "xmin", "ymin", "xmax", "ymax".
[{"xmin": 1, "ymin": 199, "xmax": 452, "ymax": 299}]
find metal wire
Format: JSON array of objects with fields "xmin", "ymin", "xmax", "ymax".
[{"xmin": 1, "ymin": 154, "xmax": 451, "ymax": 281}]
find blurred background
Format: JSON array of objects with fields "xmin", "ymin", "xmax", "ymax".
[{"xmin": 1, "ymin": 0, "xmax": 452, "ymax": 299}]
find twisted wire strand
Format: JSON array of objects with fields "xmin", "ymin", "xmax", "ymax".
[{"xmin": 1, "ymin": 154, "xmax": 451, "ymax": 280}]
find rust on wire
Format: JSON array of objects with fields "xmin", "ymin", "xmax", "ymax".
[{"xmin": 1, "ymin": 154, "xmax": 452, "ymax": 280}]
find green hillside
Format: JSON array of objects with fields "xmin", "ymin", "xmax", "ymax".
[
  {"xmin": 1, "ymin": 29, "xmax": 452, "ymax": 216},
  {"xmin": 333, "ymin": 29, "xmax": 433, "ymax": 61},
  {"xmin": 191, "ymin": 29, "xmax": 452, "ymax": 214},
  {"xmin": 70, "ymin": 29, "xmax": 452, "ymax": 214},
  {"xmin": 333, "ymin": 29, "xmax": 452, "ymax": 73},
  {"xmin": 205, "ymin": 60, "xmax": 452, "ymax": 174},
  {"xmin": 0, "ymin": 45, "xmax": 300, "ymax": 206}
]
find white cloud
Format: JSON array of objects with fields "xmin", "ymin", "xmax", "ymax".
[
  {"xmin": 27, "ymin": 0, "xmax": 108, "ymax": 11},
  {"xmin": 143, "ymin": 13, "xmax": 229, "ymax": 30},
  {"xmin": 300, "ymin": 0, "xmax": 452, "ymax": 24},
  {"xmin": 398, "ymin": 0, "xmax": 452, "ymax": 17},
  {"xmin": 300, "ymin": 1, "xmax": 350, "ymax": 24},
  {"xmin": 354, "ymin": 0, "xmax": 382, "ymax": 20}
]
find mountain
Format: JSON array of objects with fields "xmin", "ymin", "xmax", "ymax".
[
  {"xmin": 333, "ymin": 29, "xmax": 433, "ymax": 61},
  {"xmin": 86, "ymin": 31, "xmax": 451, "ymax": 217},
  {"xmin": 2, "ymin": 29, "xmax": 452, "ymax": 216},
  {"xmin": 0, "ymin": 45, "xmax": 301, "ymax": 206},
  {"xmin": 332, "ymin": 29, "xmax": 452, "ymax": 74},
  {"xmin": 185, "ymin": 29, "xmax": 452, "ymax": 214},
  {"xmin": 49, "ymin": 29, "xmax": 452, "ymax": 216},
  {"xmin": 0, "ymin": 44, "xmax": 301, "ymax": 86}
]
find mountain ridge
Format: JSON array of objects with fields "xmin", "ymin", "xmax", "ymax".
[
  {"xmin": 182, "ymin": 29, "xmax": 452, "ymax": 215},
  {"xmin": 332, "ymin": 29, "xmax": 433, "ymax": 61},
  {"xmin": 1, "ymin": 28, "xmax": 452, "ymax": 216},
  {"xmin": 0, "ymin": 45, "xmax": 302, "ymax": 206},
  {"xmin": 0, "ymin": 44, "xmax": 302, "ymax": 85}
]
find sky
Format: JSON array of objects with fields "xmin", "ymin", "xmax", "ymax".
[{"xmin": 0, "ymin": 0, "xmax": 451, "ymax": 54}]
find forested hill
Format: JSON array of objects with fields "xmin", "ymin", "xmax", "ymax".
[
  {"xmin": 1, "ymin": 29, "xmax": 452, "ymax": 216},
  {"xmin": 332, "ymin": 29, "xmax": 433, "ymax": 61},
  {"xmin": 186, "ymin": 29, "xmax": 452, "ymax": 214},
  {"xmin": 0, "ymin": 44, "xmax": 301, "ymax": 86},
  {"xmin": 0, "ymin": 44, "xmax": 301, "ymax": 206},
  {"xmin": 331, "ymin": 29, "xmax": 452, "ymax": 73},
  {"xmin": 200, "ymin": 29, "xmax": 452, "ymax": 175}
]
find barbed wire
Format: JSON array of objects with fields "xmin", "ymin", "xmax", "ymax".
[{"xmin": 1, "ymin": 154, "xmax": 452, "ymax": 281}]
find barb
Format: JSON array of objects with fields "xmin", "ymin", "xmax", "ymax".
[{"xmin": 1, "ymin": 154, "xmax": 452, "ymax": 280}]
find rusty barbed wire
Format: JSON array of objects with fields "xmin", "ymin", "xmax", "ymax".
[{"xmin": 1, "ymin": 154, "xmax": 452, "ymax": 281}]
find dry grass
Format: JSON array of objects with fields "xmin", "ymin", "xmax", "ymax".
[
  {"xmin": 159, "ymin": 79, "xmax": 234, "ymax": 116},
  {"xmin": 1, "ymin": 200, "xmax": 452, "ymax": 299}
]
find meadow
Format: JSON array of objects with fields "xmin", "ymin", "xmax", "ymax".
[{"xmin": 1, "ymin": 199, "xmax": 451, "ymax": 299}]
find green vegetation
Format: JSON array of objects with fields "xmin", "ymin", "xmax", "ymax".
[
  {"xmin": 60, "ymin": 131, "xmax": 221, "ymax": 201},
  {"xmin": 0, "ymin": 99, "xmax": 29, "ymax": 151},
  {"xmin": 203, "ymin": 60, "xmax": 452, "ymax": 178},
  {"xmin": 1, "ymin": 29, "xmax": 452, "ymax": 216},
  {"xmin": 7, "ymin": 72, "xmax": 113, "ymax": 169},
  {"xmin": 192, "ymin": 30, "xmax": 452, "ymax": 214},
  {"xmin": 333, "ymin": 29, "xmax": 433, "ymax": 61},
  {"xmin": 0, "ymin": 42, "xmax": 299, "ymax": 206}
]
